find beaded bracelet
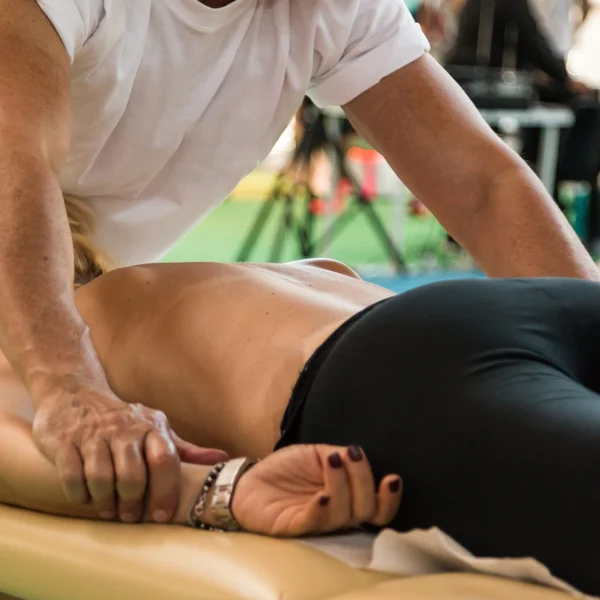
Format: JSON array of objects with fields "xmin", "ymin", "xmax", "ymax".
[{"xmin": 186, "ymin": 462, "xmax": 227, "ymax": 531}]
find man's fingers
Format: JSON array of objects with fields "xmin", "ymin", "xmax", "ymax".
[
  {"xmin": 371, "ymin": 475, "xmax": 403, "ymax": 527},
  {"xmin": 55, "ymin": 444, "xmax": 89, "ymax": 505},
  {"xmin": 170, "ymin": 429, "xmax": 230, "ymax": 464},
  {"xmin": 111, "ymin": 437, "xmax": 148, "ymax": 523},
  {"xmin": 81, "ymin": 438, "xmax": 116, "ymax": 518},
  {"xmin": 145, "ymin": 431, "xmax": 180, "ymax": 523}
]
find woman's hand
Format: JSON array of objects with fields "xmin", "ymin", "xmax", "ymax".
[{"xmin": 232, "ymin": 444, "xmax": 402, "ymax": 537}]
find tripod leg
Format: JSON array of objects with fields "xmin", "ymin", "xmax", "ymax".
[
  {"xmin": 314, "ymin": 204, "xmax": 359, "ymax": 254},
  {"xmin": 330, "ymin": 134, "xmax": 408, "ymax": 273},
  {"xmin": 296, "ymin": 184, "xmax": 321, "ymax": 258},
  {"xmin": 302, "ymin": 194, "xmax": 316, "ymax": 257},
  {"xmin": 236, "ymin": 180, "xmax": 283, "ymax": 262},
  {"xmin": 316, "ymin": 194, "xmax": 407, "ymax": 272},
  {"xmin": 361, "ymin": 200, "xmax": 407, "ymax": 273},
  {"xmin": 270, "ymin": 192, "xmax": 294, "ymax": 262},
  {"xmin": 271, "ymin": 181, "xmax": 317, "ymax": 261}
]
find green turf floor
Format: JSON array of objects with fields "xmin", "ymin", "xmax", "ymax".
[{"xmin": 163, "ymin": 198, "xmax": 448, "ymax": 269}]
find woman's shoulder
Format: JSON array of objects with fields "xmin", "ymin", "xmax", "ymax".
[
  {"xmin": 73, "ymin": 265, "xmax": 159, "ymax": 361},
  {"xmin": 75, "ymin": 264, "xmax": 159, "ymax": 309},
  {"xmin": 286, "ymin": 258, "xmax": 362, "ymax": 280},
  {"xmin": 72, "ymin": 263, "xmax": 214, "ymax": 383},
  {"xmin": 74, "ymin": 262, "xmax": 246, "ymax": 317}
]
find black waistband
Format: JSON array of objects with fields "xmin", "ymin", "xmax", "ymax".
[{"xmin": 274, "ymin": 297, "xmax": 392, "ymax": 450}]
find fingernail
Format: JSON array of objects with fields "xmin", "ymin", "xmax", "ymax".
[
  {"xmin": 388, "ymin": 479, "xmax": 401, "ymax": 493},
  {"xmin": 153, "ymin": 510, "xmax": 169, "ymax": 523},
  {"xmin": 319, "ymin": 495, "xmax": 330, "ymax": 506},
  {"xmin": 348, "ymin": 445, "xmax": 363, "ymax": 462},
  {"xmin": 100, "ymin": 511, "xmax": 114, "ymax": 521},
  {"xmin": 328, "ymin": 452, "xmax": 343, "ymax": 469},
  {"xmin": 120, "ymin": 513, "xmax": 136, "ymax": 523}
]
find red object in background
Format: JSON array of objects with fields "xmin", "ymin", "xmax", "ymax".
[
  {"xmin": 333, "ymin": 179, "xmax": 352, "ymax": 211},
  {"xmin": 310, "ymin": 147, "xmax": 385, "ymax": 215},
  {"xmin": 409, "ymin": 197, "xmax": 430, "ymax": 217},
  {"xmin": 348, "ymin": 147, "xmax": 382, "ymax": 201},
  {"xmin": 310, "ymin": 179, "xmax": 352, "ymax": 216},
  {"xmin": 309, "ymin": 197, "xmax": 327, "ymax": 215}
]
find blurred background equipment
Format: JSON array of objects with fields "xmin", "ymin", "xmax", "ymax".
[
  {"xmin": 446, "ymin": 0, "xmax": 538, "ymax": 109},
  {"xmin": 164, "ymin": 0, "xmax": 600, "ymax": 287},
  {"xmin": 445, "ymin": 0, "xmax": 600, "ymax": 247},
  {"xmin": 236, "ymin": 98, "xmax": 407, "ymax": 272}
]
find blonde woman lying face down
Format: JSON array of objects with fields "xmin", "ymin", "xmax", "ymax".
[{"xmin": 3, "ymin": 198, "xmax": 600, "ymax": 594}]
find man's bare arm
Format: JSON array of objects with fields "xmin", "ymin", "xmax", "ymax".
[
  {"xmin": 0, "ymin": 1, "xmax": 97, "ymax": 400},
  {"xmin": 0, "ymin": 0, "xmax": 225, "ymax": 525},
  {"xmin": 344, "ymin": 54, "xmax": 599, "ymax": 281}
]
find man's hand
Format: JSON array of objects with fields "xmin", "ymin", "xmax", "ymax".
[
  {"xmin": 33, "ymin": 385, "xmax": 229, "ymax": 524},
  {"xmin": 344, "ymin": 54, "xmax": 599, "ymax": 281}
]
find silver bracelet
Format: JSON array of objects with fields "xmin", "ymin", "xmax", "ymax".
[
  {"xmin": 187, "ymin": 462, "xmax": 227, "ymax": 531},
  {"xmin": 187, "ymin": 458, "xmax": 259, "ymax": 532},
  {"xmin": 211, "ymin": 457, "xmax": 259, "ymax": 531}
]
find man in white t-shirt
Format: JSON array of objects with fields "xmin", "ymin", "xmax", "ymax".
[{"xmin": 0, "ymin": 0, "xmax": 597, "ymax": 524}]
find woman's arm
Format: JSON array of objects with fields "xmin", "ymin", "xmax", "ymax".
[
  {"xmin": 0, "ymin": 400, "xmax": 402, "ymax": 534},
  {"xmin": 0, "ymin": 407, "xmax": 210, "ymax": 525}
]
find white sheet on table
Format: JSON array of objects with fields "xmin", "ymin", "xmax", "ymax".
[{"xmin": 302, "ymin": 528, "xmax": 596, "ymax": 599}]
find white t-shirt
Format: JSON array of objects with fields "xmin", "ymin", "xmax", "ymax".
[{"xmin": 36, "ymin": 0, "xmax": 429, "ymax": 265}]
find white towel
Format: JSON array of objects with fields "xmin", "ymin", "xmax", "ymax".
[{"xmin": 302, "ymin": 528, "xmax": 596, "ymax": 599}]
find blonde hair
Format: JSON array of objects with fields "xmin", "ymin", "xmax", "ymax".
[{"xmin": 63, "ymin": 194, "xmax": 113, "ymax": 289}]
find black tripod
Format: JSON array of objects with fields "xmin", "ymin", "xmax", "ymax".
[
  {"xmin": 236, "ymin": 152, "xmax": 320, "ymax": 263},
  {"xmin": 236, "ymin": 102, "xmax": 407, "ymax": 272}
]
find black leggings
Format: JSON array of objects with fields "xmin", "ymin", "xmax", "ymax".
[{"xmin": 276, "ymin": 278, "xmax": 600, "ymax": 595}]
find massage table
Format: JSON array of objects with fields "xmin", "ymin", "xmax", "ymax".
[{"xmin": 0, "ymin": 504, "xmax": 583, "ymax": 600}]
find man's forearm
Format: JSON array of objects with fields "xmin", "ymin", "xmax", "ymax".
[
  {"xmin": 0, "ymin": 410, "xmax": 208, "ymax": 524},
  {"xmin": 343, "ymin": 55, "xmax": 597, "ymax": 281},
  {"xmin": 0, "ymin": 153, "xmax": 106, "ymax": 404},
  {"xmin": 460, "ymin": 164, "xmax": 600, "ymax": 281}
]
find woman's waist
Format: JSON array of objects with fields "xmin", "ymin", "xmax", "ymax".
[
  {"xmin": 214, "ymin": 323, "xmax": 360, "ymax": 455},
  {"xmin": 192, "ymin": 307, "xmax": 387, "ymax": 456},
  {"xmin": 276, "ymin": 297, "xmax": 395, "ymax": 449}
]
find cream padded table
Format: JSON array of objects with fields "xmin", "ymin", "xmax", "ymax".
[{"xmin": 0, "ymin": 504, "xmax": 586, "ymax": 600}]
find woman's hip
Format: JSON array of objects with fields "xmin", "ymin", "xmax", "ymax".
[{"xmin": 275, "ymin": 278, "xmax": 600, "ymax": 593}]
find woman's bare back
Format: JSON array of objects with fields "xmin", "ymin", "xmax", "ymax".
[{"xmin": 0, "ymin": 261, "xmax": 393, "ymax": 458}]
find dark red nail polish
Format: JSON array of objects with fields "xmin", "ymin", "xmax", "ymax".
[
  {"xmin": 328, "ymin": 452, "xmax": 343, "ymax": 469},
  {"xmin": 388, "ymin": 479, "xmax": 401, "ymax": 493},
  {"xmin": 348, "ymin": 445, "xmax": 363, "ymax": 462},
  {"xmin": 319, "ymin": 495, "xmax": 330, "ymax": 506}
]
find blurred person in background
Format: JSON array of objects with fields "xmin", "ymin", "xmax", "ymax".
[
  {"xmin": 446, "ymin": 0, "xmax": 591, "ymax": 98},
  {"xmin": 416, "ymin": 0, "xmax": 467, "ymax": 59},
  {"xmin": 446, "ymin": 0, "xmax": 599, "ymax": 193},
  {"xmin": 531, "ymin": 0, "xmax": 590, "ymax": 60}
]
